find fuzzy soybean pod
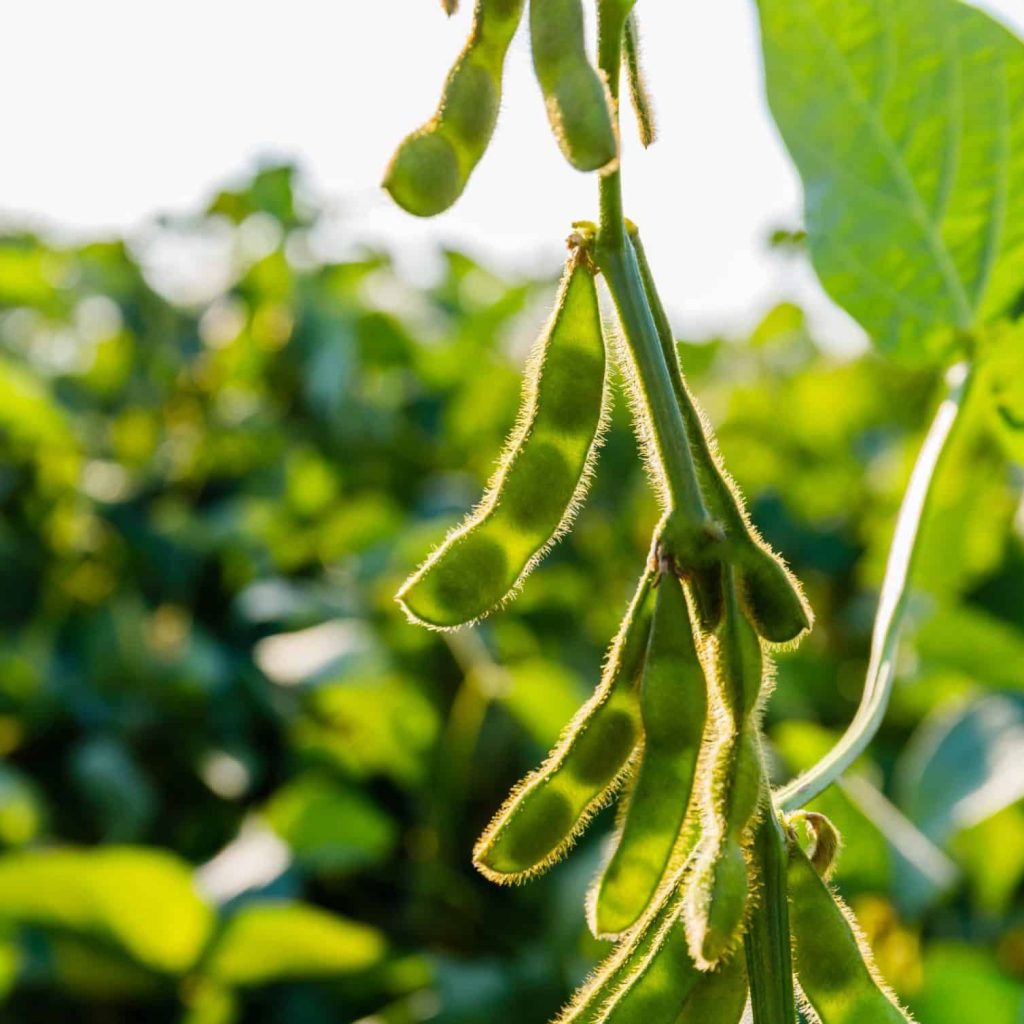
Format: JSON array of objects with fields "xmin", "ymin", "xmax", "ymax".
[
  {"xmin": 599, "ymin": 905, "xmax": 748, "ymax": 1024},
  {"xmin": 685, "ymin": 574, "xmax": 767, "ymax": 966},
  {"xmin": 591, "ymin": 573, "xmax": 708, "ymax": 938},
  {"xmin": 530, "ymin": 0, "xmax": 618, "ymax": 172},
  {"xmin": 474, "ymin": 571, "xmax": 652, "ymax": 882},
  {"xmin": 556, "ymin": 874, "xmax": 692, "ymax": 1024},
  {"xmin": 398, "ymin": 254, "xmax": 608, "ymax": 629},
  {"xmin": 788, "ymin": 838, "xmax": 915, "ymax": 1024},
  {"xmin": 384, "ymin": 0, "xmax": 525, "ymax": 216},
  {"xmin": 627, "ymin": 227, "xmax": 811, "ymax": 644}
]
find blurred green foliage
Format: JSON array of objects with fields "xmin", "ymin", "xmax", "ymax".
[{"xmin": 0, "ymin": 165, "xmax": 1022, "ymax": 1023}]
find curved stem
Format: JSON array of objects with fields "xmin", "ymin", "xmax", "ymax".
[{"xmin": 777, "ymin": 361, "xmax": 974, "ymax": 812}]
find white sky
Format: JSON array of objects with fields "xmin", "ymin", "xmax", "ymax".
[{"xmin": 1, "ymin": 1, "xmax": 1022, "ymax": 344}]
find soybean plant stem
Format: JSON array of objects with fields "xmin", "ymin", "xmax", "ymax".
[
  {"xmin": 745, "ymin": 803, "xmax": 797, "ymax": 1024},
  {"xmin": 594, "ymin": 0, "xmax": 713, "ymax": 559},
  {"xmin": 776, "ymin": 361, "xmax": 974, "ymax": 812}
]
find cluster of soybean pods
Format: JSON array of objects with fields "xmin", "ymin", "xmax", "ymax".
[{"xmin": 386, "ymin": 2, "xmax": 916, "ymax": 1022}]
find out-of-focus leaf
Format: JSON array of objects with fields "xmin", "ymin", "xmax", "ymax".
[
  {"xmin": 0, "ymin": 764, "xmax": 45, "ymax": 847},
  {"xmin": 204, "ymin": 902, "xmax": 385, "ymax": 986},
  {"xmin": 911, "ymin": 943, "xmax": 1024, "ymax": 1024},
  {"xmin": 757, "ymin": 0, "xmax": 1024, "ymax": 360},
  {"xmin": 497, "ymin": 660, "xmax": 584, "ymax": 750},
  {"xmin": 979, "ymin": 320, "xmax": 1024, "ymax": 463},
  {"xmin": 294, "ymin": 674, "xmax": 439, "ymax": 786},
  {"xmin": 69, "ymin": 737, "xmax": 155, "ymax": 842},
  {"xmin": 915, "ymin": 603, "xmax": 1024, "ymax": 691},
  {"xmin": 261, "ymin": 774, "xmax": 396, "ymax": 873},
  {"xmin": 47, "ymin": 934, "xmax": 165, "ymax": 1000},
  {"xmin": 896, "ymin": 694, "xmax": 1024, "ymax": 843},
  {"xmin": 0, "ymin": 847, "xmax": 213, "ymax": 974},
  {"xmin": 951, "ymin": 805, "xmax": 1024, "ymax": 915}
]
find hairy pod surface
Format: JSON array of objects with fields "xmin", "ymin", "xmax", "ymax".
[
  {"xmin": 473, "ymin": 572, "xmax": 652, "ymax": 881},
  {"xmin": 384, "ymin": 0, "xmax": 525, "ymax": 216},
  {"xmin": 530, "ymin": 0, "xmax": 618, "ymax": 171},
  {"xmin": 626, "ymin": 229, "xmax": 812, "ymax": 645},
  {"xmin": 592, "ymin": 574, "xmax": 708, "ymax": 937},
  {"xmin": 787, "ymin": 838, "xmax": 915, "ymax": 1023},
  {"xmin": 398, "ymin": 255, "xmax": 607, "ymax": 628},
  {"xmin": 622, "ymin": 12, "xmax": 656, "ymax": 148},
  {"xmin": 685, "ymin": 578, "xmax": 767, "ymax": 965}
]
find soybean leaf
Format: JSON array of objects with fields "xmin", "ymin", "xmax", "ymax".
[
  {"xmin": 260, "ymin": 773, "xmax": 396, "ymax": 873},
  {"xmin": 895, "ymin": 694, "xmax": 1024, "ymax": 842},
  {"xmin": 204, "ymin": 902, "xmax": 386, "ymax": 986},
  {"xmin": 757, "ymin": 0, "xmax": 1024, "ymax": 360},
  {"xmin": 0, "ymin": 847, "xmax": 213, "ymax": 974}
]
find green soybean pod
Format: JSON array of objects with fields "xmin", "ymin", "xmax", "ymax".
[
  {"xmin": 627, "ymin": 227, "xmax": 812, "ymax": 644},
  {"xmin": 623, "ymin": 12, "xmax": 656, "ymax": 148},
  {"xmin": 529, "ymin": 0, "xmax": 618, "ymax": 172},
  {"xmin": 556, "ymin": 870, "xmax": 693, "ymax": 1024},
  {"xmin": 685, "ymin": 574, "xmax": 767, "ymax": 966},
  {"xmin": 675, "ymin": 953, "xmax": 748, "ymax": 1024},
  {"xmin": 591, "ymin": 574, "xmax": 708, "ymax": 938},
  {"xmin": 398, "ymin": 254, "xmax": 608, "ymax": 629},
  {"xmin": 384, "ymin": 0, "xmax": 525, "ymax": 217},
  {"xmin": 474, "ymin": 571, "xmax": 652, "ymax": 882},
  {"xmin": 788, "ymin": 838, "xmax": 915, "ymax": 1024}
]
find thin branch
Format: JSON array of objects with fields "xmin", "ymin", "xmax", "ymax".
[{"xmin": 777, "ymin": 361, "xmax": 973, "ymax": 812}]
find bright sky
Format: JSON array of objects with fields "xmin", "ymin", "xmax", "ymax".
[{"xmin": 2, "ymin": 1, "xmax": 1022, "ymax": 344}]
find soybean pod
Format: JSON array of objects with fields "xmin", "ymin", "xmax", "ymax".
[
  {"xmin": 685, "ymin": 570, "xmax": 767, "ymax": 966},
  {"xmin": 530, "ymin": 0, "xmax": 618, "ymax": 172},
  {"xmin": 598, "ymin": 899, "xmax": 748, "ymax": 1024},
  {"xmin": 557, "ymin": 868, "xmax": 692, "ymax": 1024},
  {"xmin": 787, "ymin": 836, "xmax": 915, "ymax": 1024},
  {"xmin": 398, "ymin": 252, "xmax": 608, "ymax": 628},
  {"xmin": 591, "ymin": 572, "xmax": 708, "ymax": 937},
  {"xmin": 623, "ymin": 12, "xmax": 656, "ymax": 148},
  {"xmin": 384, "ymin": 0, "xmax": 525, "ymax": 216},
  {"xmin": 627, "ymin": 227, "xmax": 812, "ymax": 644},
  {"xmin": 474, "ymin": 571, "xmax": 652, "ymax": 882}
]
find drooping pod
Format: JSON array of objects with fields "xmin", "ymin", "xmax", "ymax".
[
  {"xmin": 384, "ymin": 0, "xmax": 525, "ymax": 216},
  {"xmin": 398, "ymin": 251, "xmax": 608, "ymax": 628},
  {"xmin": 596, "ymin": 898, "xmax": 748, "ymax": 1024},
  {"xmin": 627, "ymin": 227, "xmax": 812, "ymax": 644},
  {"xmin": 556, "ymin": 872, "xmax": 692, "ymax": 1024},
  {"xmin": 474, "ymin": 571, "xmax": 652, "ymax": 882},
  {"xmin": 787, "ymin": 836, "xmax": 916, "ymax": 1023},
  {"xmin": 685, "ymin": 571, "xmax": 768, "ymax": 966},
  {"xmin": 530, "ymin": 0, "xmax": 618, "ymax": 172},
  {"xmin": 590, "ymin": 572, "xmax": 708, "ymax": 937},
  {"xmin": 623, "ymin": 12, "xmax": 656, "ymax": 148}
]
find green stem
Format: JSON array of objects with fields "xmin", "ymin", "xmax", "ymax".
[
  {"xmin": 745, "ymin": 800, "xmax": 797, "ymax": 1024},
  {"xmin": 594, "ymin": 0, "xmax": 713, "ymax": 560},
  {"xmin": 629, "ymin": 227, "xmax": 754, "ymax": 541},
  {"xmin": 776, "ymin": 361, "xmax": 973, "ymax": 812}
]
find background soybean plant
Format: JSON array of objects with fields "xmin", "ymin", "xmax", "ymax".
[{"xmin": 0, "ymin": 5, "xmax": 1018, "ymax": 1024}]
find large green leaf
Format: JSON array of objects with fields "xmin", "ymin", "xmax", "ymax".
[
  {"xmin": 204, "ymin": 902, "xmax": 385, "ymax": 987},
  {"xmin": 757, "ymin": 0, "xmax": 1024, "ymax": 359},
  {"xmin": 0, "ymin": 847, "xmax": 213, "ymax": 974}
]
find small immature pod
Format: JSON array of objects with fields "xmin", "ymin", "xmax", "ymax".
[
  {"xmin": 398, "ymin": 253, "xmax": 608, "ymax": 628},
  {"xmin": 591, "ymin": 574, "xmax": 708, "ymax": 937},
  {"xmin": 623, "ymin": 12, "xmax": 656, "ymax": 148},
  {"xmin": 474, "ymin": 572, "xmax": 652, "ymax": 882},
  {"xmin": 787, "ymin": 838, "xmax": 915, "ymax": 1023},
  {"xmin": 529, "ymin": 0, "xmax": 618, "ymax": 172},
  {"xmin": 384, "ymin": 0, "xmax": 525, "ymax": 216}
]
